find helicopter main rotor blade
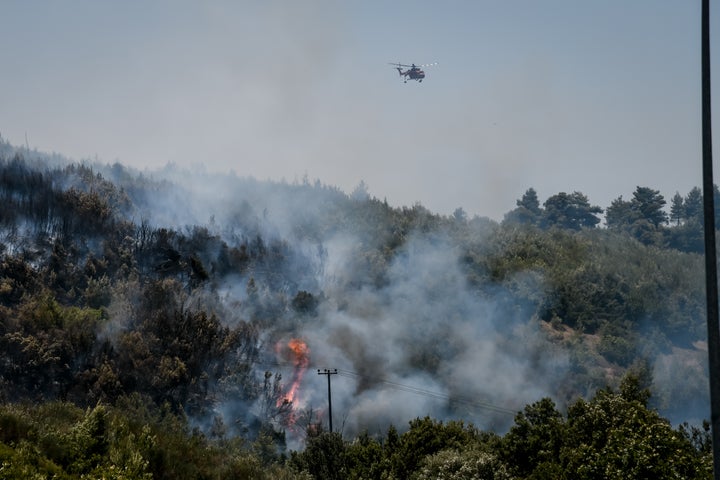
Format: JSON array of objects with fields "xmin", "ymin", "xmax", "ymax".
[{"xmin": 387, "ymin": 62, "xmax": 438, "ymax": 68}]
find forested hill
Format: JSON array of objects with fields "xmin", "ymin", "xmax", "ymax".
[{"xmin": 0, "ymin": 141, "xmax": 714, "ymax": 478}]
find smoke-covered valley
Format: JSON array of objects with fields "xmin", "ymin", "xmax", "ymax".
[{"xmin": 0, "ymin": 139, "xmax": 711, "ymax": 451}]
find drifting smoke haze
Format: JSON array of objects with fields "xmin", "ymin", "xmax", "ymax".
[
  {"xmin": 0, "ymin": 140, "xmax": 711, "ymax": 451},
  {"xmin": 0, "ymin": 2, "xmax": 708, "ymax": 223},
  {"xmin": 0, "ymin": 4, "xmax": 715, "ymax": 468},
  {"xmin": 96, "ymin": 161, "xmax": 572, "ymax": 440},
  {"xmin": 301, "ymin": 234, "xmax": 568, "ymax": 435},
  {"xmin": 2, "ymin": 152, "xmax": 689, "ymax": 443}
]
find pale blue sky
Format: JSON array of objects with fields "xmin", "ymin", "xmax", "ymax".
[{"xmin": 0, "ymin": 1, "xmax": 716, "ymax": 219}]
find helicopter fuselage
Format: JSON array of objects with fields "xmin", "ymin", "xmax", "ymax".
[
  {"xmin": 397, "ymin": 67, "xmax": 425, "ymax": 82},
  {"xmin": 390, "ymin": 62, "xmax": 435, "ymax": 83}
]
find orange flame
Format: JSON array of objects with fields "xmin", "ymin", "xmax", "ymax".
[{"xmin": 277, "ymin": 338, "xmax": 310, "ymax": 408}]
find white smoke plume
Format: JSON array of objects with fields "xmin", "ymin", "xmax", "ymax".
[
  {"xmin": 103, "ymin": 163, "xmax": 570, "ymax": 440},
  {"xmin": 294, "ymin": 232, "xmax": 568, "ymax": 436}
]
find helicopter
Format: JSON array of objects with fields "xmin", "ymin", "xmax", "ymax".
[{"xmin": 388, "ymin": 62, "xmax": 437, "ymax": 83}]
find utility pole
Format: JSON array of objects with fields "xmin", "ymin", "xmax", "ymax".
[
  {"xmin": 701, "ymin": 1, "xmax": 720, "ymax": 478},
  {"xmin": 317, "ymin": 368, "xmax": 338, "ymax": 432}
]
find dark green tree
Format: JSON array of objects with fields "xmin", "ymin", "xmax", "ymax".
[
  {"xmin": 605, "ymin": 196, "xmax": 633, "ymax": 228},
  {"xmin": 542, "ymin": 192, "xmax": 603, "ymax": 230},
  {"xmin": 684, "ymin": 187, "xmax": 703, "ymax": 222},
  {"xmin": 606, "ymin": 187, "xmax": 667, "ymax": 246},
  {"xmin": 390, "ymin": 417, "xmax": 480, "ymax": 478},
  {"xmin": 452, "ymin": 207, "xmax": 468, "ymax": 223},
  {"xmin": 563, "ymin": 381, "xmax": 707, "ymax": 479},
  {"xmin": 290, "ymin": 431, "xmax": 347, "ymax": 480},
  {"xmin": 505, "ymin": 187, "xmax": 543, "ymax": 225},
  {"xmin": 501, "ymin": 398, "xmax": 565, "ymax": 478},
  {"xmin": 343, "ymin": 431, "xmax": 385, "ymax": 480},
  {"xmin": 669, "ymin": 191, "xmax": 684, "ymax": 226},
  {"xmin": 629, "ymin": 186, "xmax": 667, "ymax": 245},
  {"xmin": 631, "ymin": 186, "xmax": 667, "ymax": 227},
  {"xmin": 542, "ymin": 192, "xmax": 602, "ymax": 230},
  {"xmin": 415, "ymin": 447, "xmax": 512, "ymax": 480}
]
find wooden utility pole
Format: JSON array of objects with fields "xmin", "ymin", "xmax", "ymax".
[
  {"xmin": 701, "ymin": 1, "xmax": 720, "ymax": 478},
  {"xmin": 317, "ymin": 369, "xmax": 338, "ymax": 432}
]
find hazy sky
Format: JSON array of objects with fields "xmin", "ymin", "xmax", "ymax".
[{"xmin": 1, "ymin": 1, "xmax": 717, "ymax": 220}]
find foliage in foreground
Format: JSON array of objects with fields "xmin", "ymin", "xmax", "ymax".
[
  {"xmin": 0, "ymin": 397, "xmax": 309, "ymax": 480},
  {"xmin": 0, "ymin": 375, "xmax": 706, "ymax": 479},
  {"xmin": 0, "ymin": 148, "xmax": 715, "ymax": 478},
  {"xmin": 289, "ymin": 376, "xmax": 712, "ymax": 479}
]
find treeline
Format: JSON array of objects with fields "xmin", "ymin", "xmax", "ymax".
[
  {"xmin": 291, "ymin": 376, "xmax": 712, "ymax": 479},
  {"xmin": 0, "ymin": 155, "xmax": 129, "ymax": 243},
  {"xmin": 0, "ymin": 148, "xmax": 714, "ymax": 477},
  {"xmin": 505, "ymin": 185, "xmax": 712, "ymax": 252},
  {"xmin": 0, "ymin": 376, "xmax": 712, "ymax": 479}
]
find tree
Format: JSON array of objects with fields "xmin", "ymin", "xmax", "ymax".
[
  {"xmin": 625, "ymin": 186, "xmax": 667, "ymax": 245},
  {"xmin": 631, "ymin": 186, "xmax": 667, "ymax": 227},
  {"xmin": 505, "ymin": 188, "xmax": 542, "ymax": 225},
  {"xmin": 563, "ymin": 384, "xmax": 706, "ymax": 479},
  {"xmin": 498, "ymin": 380, "xmax": 709, "ymax": 479},
  {"xmin": 391, "ymin": 417, "xmax": 481, "ymax": 478},
  {"xmin": 452, "ymin": 207, "xmax": 468, "ymax": 223},
  {"xmin": 351, "ymin": 180, "xmax": 370, "ymax": 201},
  {"xmin": 518, "ymin": 187, "xmax": 541, "ymax": 214},
  {"xmin": 669, "ymin": 191, "xmax": 685, "ymax": 226},
  {"xmin": 291, "ymin": 290, "xmax": 319, "ymax": 316},
  {"xmin": 290, "ymin": 432, "xmax": 347, "ymax": 480},
  {"xmin": 501, "ymin": 398, "xmax": 565, "ymax": 478},
  {"xmin": 605, "ymin": 196, "xmax": 633, "ymax": 228},
  {"xmin": 343, "ymin": 431, "xmax": 385, "ymax": 480},
  {"xmin": 542, "ymin": 191, "xmax": 602, "ymax": 230},
  {"xmin": 415, "ymin": 448, "xmax": 512, "ymax": 480},
  {"xmin": 684, "ymin": 187, "xmax": 703, "ymax": 222},
  {"xmin": 606, "ymin": 187, "xmax": 668, "ymax": 246}
]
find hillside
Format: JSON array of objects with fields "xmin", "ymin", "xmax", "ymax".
[{"xmin": 0, "ymin": 140, "xmax": 714, "ymax": 477}]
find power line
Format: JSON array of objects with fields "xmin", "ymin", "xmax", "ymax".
[
  {"xmin": 335, "ymin": 369, "xmax": 518, "ymax": 416},
  {"xmin": 255, "ymin": 360, "xmax": 518, "ymax": 416}
]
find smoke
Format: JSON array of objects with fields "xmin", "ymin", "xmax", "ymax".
[
  {"xmin": 652, "ymin": 345, "xmax": 709, "ymax": 425},
  {"xmin": 288, "ymin": 232, "xmax": 569, "ymax": 436},
  {"xmin": 5, "ymin": 149, "xmax": 699, "ymax": 445},
  {"xmin": 87, "ymin": 161, "xmax": 573, "ymax": 442},
  {"xmin": 97, "ymin": 162, "xmax": 568, "ymax": 441}
]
